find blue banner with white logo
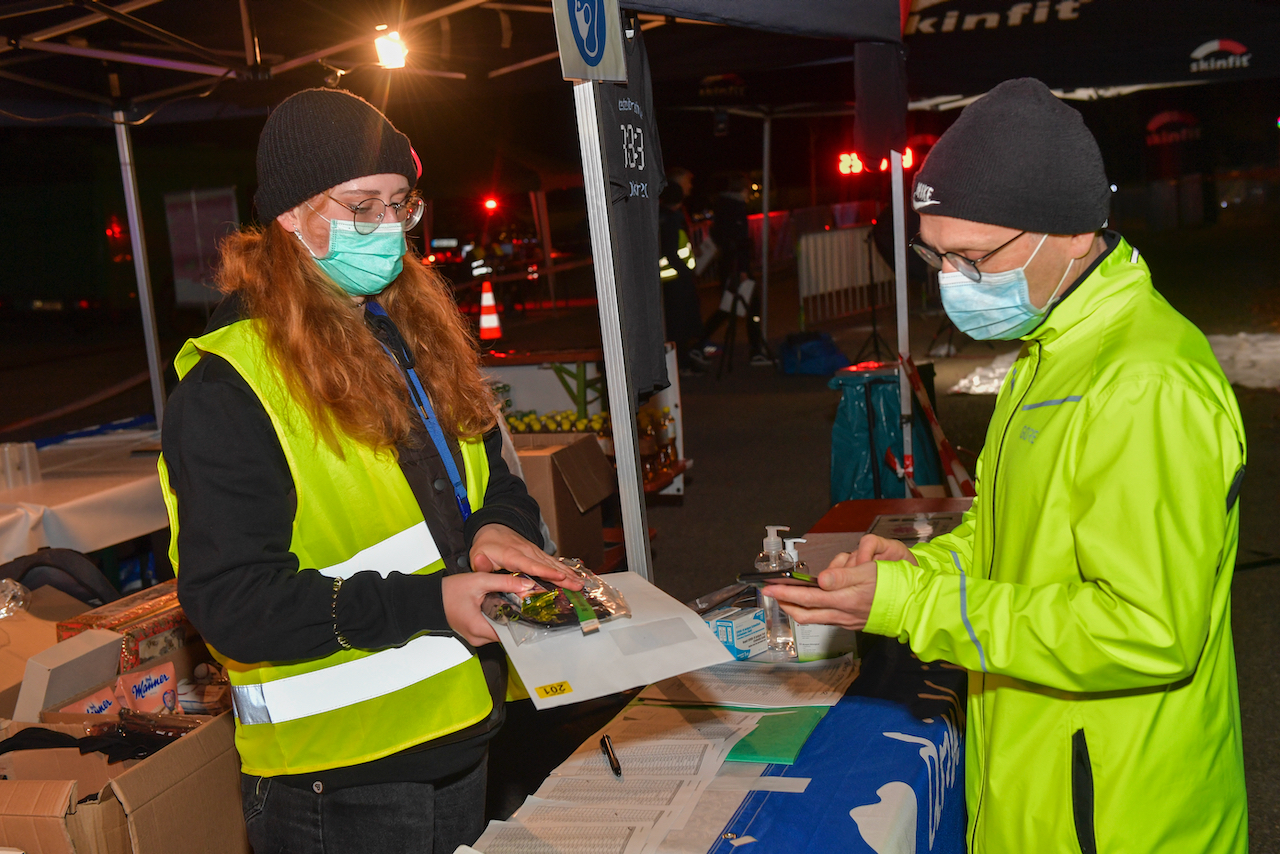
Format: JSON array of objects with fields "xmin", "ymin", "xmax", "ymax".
[{"xmin": 710, "ymin": 643, "xmax": 967, "ymax": 854}]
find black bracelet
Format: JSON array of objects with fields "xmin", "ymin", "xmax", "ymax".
[{"xmin": 331, "ymin": 576, "xmax": 353, "ymax": 650}]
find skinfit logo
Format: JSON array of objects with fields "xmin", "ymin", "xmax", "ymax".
[
  {"xmin": 1190, "ymin": 39, "xmax": 1251, "ymax": 73},
  {"xmin": 570, "ymin": 0, "xmax": 605, "ymax": 66},
  {"xmin": 914, "ymin": 183, "xmax": 941, "ymax": 210}
]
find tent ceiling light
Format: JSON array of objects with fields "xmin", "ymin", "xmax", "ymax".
[{"xmin": 375, "ymin": 31, "xmax": 406, "ymax": 68}]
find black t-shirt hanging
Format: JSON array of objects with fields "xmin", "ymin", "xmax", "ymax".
[{"xmin": 594, "ymin": 24, "xmax": 668, "ymax": 403}]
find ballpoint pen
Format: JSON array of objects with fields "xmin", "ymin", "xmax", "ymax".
[{"xmin": 600, "ymin": 734, "xmax": 622, "ymax": 778}]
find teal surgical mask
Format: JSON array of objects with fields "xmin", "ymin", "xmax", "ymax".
[
  {"xmin": 296, "ymin": 215, "xmax": 405, "ymax": 297},
  {"xmin": 938, "ymin": 234, "xmax": 1075, "ymax": 340}
]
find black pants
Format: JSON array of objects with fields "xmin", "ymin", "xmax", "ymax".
[{"xmin": 241, "ymin": 757, "xmax": 487, "ymax": 854}]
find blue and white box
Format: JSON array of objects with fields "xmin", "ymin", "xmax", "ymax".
[{"xmin": 704, "ymin": 605, "xmax": 767, "ymax": 660}]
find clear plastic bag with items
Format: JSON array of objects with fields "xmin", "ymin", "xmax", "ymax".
[{"xmin": 482, "ymin": 557, "xmax": 630, "ymax": 646}]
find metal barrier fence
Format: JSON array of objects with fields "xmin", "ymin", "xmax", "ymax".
[{"xmin": 797, "ymin": 226, "xmax": 895, "ymax": 324}]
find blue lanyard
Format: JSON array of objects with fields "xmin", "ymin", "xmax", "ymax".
[{"xmin": 365, "ymin": 301, "xmax": 471, "ymax": 521}]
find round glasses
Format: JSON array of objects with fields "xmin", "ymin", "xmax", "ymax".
[
  {"xmin": 910, "ymin": 231, "xmax": 1027, "ymax": 283},
  {"xmin": 323, "ymin": 190, "xmax": 425, "ymax": 235}
]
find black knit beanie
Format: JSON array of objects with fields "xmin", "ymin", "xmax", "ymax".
[
  {"xmin": 912, "ymin": 78, "xmax": 1110, "ymax": 235},
  {"xmin": 254, "ymin": 88, "xmax": 419, "ymax": 223}
]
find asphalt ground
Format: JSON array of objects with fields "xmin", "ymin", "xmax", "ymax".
[{"xmin": 1, "ymin": 221, "xmax": 1277, "ymax": 849}]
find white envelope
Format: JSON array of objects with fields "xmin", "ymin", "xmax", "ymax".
[{"xmin": 491, "ymin": 572, "xmax": 733, "ymax": 710}]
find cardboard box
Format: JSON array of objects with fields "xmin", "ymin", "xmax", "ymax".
[
  {"xmin": 0, "ymin": 587, "xmax": 90, "ymax": 718},
  {"xmin": 513, "ymin": 433, "xmax": 616, "ymax": 571},
  {"xmin": 13, "ymin": 629, "xmax": 124, "ymax": 722},
  {"xmin": 704, "ymin": 605, "xmax": 767, "ymax": 660},
  {"xmin": 0, "ymin": 713, "xmax": 246, "ymax": 854},
  {"xmin": 0, "ymin": 644, "xmax": 249, "ymax": 854}
]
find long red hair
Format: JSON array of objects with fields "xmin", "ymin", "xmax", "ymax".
[{"xmin": 214, "ymin": 220, "xmax": 496, "ymax": 451}]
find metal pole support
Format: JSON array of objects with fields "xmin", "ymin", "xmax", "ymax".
[
  {"xmin": 891, "ymin": 150, "xmax": 912, "ymax": 477},
  {"xmin": 572, "ymin": 81, "xmax": 653, "ymax": 582},
  {"xmin": 760, "ymin": 114, "xmax": 772, "ymax": 343},
  {"xmin": 113, "ymin": 110, "xmax": 166, "ymax": 430}
]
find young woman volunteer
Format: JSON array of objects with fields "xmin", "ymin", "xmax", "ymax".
[{"xmin": 159, "ymin": 88, "xmax": 575, "ymax": 853}]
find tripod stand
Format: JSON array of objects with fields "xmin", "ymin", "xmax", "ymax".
[
  {"xmin": 854, "ymin": 228, "xmax": 894, "ymax": 363},
  {"xmin": 716, "ymin": 286, "xmax": 776, "ymax": 378}
]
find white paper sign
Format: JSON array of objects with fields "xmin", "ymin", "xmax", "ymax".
[{"xmin": 492, "ymin": 572, "xmax": 733, "ymax": 709}]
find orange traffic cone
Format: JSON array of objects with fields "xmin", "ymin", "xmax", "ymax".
[{"xmin": 479, "ymin": 280, "xmax": 502, "ymax": 340}]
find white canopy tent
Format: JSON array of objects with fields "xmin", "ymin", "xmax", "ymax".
[{"xmin": 0, "ymin": 0, "xmax": 908, "ymax": 584}]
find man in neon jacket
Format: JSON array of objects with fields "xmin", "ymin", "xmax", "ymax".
[{"xmin": 768, "ymin": 78, "xmax": 1248, "ymax": 853}]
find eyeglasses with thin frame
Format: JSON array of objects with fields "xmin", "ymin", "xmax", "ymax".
[
  {"xmin": 322, "ymin": 190, "xmax": 425, "ymax": 235},
  {"xmin": 910, "ymin": 230, "xmax": 1028, "ymax": 283}
]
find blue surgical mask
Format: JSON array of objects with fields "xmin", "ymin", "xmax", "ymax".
[
  {"xmin": 938, "ymin": 234, "xmax": 1075, "ymax": 340},
  {"xmin": 296, "ymin": 216, "xmax": 405, "ymax": 297}
]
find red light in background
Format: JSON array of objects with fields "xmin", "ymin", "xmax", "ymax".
[
  {"xmin": 838, "ymin": 153, "xmax": 864, "ymax": 175},
  {"xmin": 78, "ymin": 300, "xmax": 89, "ymax": 310},
  {"xmin": 903, "ymin": 147, "xmax": 914, "ymax": 169},
  {"xmin": 879, "ymin": 158, "xmax": 889, "ymax": 172},
  {"xmin": 484, "ymin": 198, "xmax": 498, "ymax": 211},
  {"xmin": 427, "ymin": 253, "xmax": 437, "ymax": 263}
]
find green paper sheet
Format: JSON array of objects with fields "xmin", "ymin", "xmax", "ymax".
[{"xmin": 726, "ymin": 706, "xmax": 829, "ymax": 765}]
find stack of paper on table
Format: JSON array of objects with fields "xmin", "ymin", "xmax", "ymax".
[
  {"xmin": 471, "ymin": 704, "xmax": 805, "ymax": 854},
  {"xmin": 637, "ymin": 654, "xmax": 858, "ymax": 708}
]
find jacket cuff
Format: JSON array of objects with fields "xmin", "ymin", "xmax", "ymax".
[
  {"xmin": 464, "ymin": 506, "xmax": 542, "ymax": 550},
  {"xmin": 864, "ymin": 559, "xmax": 912, "ymax": 637}
]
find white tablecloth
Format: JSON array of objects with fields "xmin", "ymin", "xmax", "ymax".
[{"xmin": 0, "ymin": 431, "xmax": 168, "ymax": 562}]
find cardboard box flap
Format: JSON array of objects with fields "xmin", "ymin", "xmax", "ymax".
[
  {"xmin": 66, "ymin": 788, "xmax": 131, "ymax": 854},
  {"xmin": 549, "ymin": 437, "xmax": 616, "ymax": 512},
  {"xmin": 0, "ymin": 779, "xmax": 76, "ymax": 817},
  {"xmin": 14, "ymin": 629, "xmax": 123, "ymax": 723},
  {"xmin": 109, "ymin": 713, "xmax": 247, "ymax": 854},
  {"xmin": 0, "ymin": 748, "xmax": 136, "ymax": 798},
  {"xmin": 0, "ymin": 779, "xmax": 77, "ymax": 854}
]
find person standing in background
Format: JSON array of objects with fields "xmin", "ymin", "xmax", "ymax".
[
  {"xmin": 659, "ymin": 176, "xmax": 703, "ymax": 376},
  {"xmin": 696, "ymin": 174, "xmax": 770, "ymax": 367}
]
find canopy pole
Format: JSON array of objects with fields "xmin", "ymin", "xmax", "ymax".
[
  {"xmin": 891, "ymin": 150, "xmax": 911, "ymax": 478},
  {"xmin": 571, "ymin": 81, "xmax": 652, "ymax": 581},
  {"xmin": 528, "ymin": 189, "xmax": 557, "ymax": 307},
  {"xmin": 113, "ymin": 110, "xmax": 166, "ymax": 430},
  {"xmin": 760, "ymin": 112, "xmax": 772, "ymax": 343}
]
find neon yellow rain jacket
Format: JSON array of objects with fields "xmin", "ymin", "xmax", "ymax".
[{"xmin": 866, "ymin": 236, "xmax": 1248, "ymax": 853}]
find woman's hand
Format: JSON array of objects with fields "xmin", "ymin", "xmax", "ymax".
[
  {"xmin": 853, "ymin": 534, "xmax": 917, "ymax": 566},
  {"xmin": 765, "ymin": 557, "xmax": 879, "ymax": 632},
  {"xmin": 441, "ymin": 571, "xmax": 539, "ymax": 646},
  {"xmin": 469, "ymin": 524, "xmax": 583, "ymax": 590}
]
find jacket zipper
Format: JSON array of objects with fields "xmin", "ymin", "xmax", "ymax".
[
  {"xmin": 968, "ymin": 342, "xmax": 1040, "ymax": 853},
  {"xmin": 1072, "ymin": 729, "xmax": 1098, "ymax": 854}
]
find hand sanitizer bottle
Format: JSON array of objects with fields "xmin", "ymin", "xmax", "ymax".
[{"xmin": 755, "ymin": 526, "xmax": 796, "ymax": 659}]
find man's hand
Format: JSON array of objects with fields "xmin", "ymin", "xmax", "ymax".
[
  {"xmin": 469, "ymin": 523, "xmax": 583, "ymax": 590},
  {"xmin": 441, "ymin": 571, "xmax": 538, "ymax": 646},
  {"xmin": 854, "ymin": 534, "xmax": 917, "ymax": 566},
  {"xmin": 765, "ymin": 554, "xmax": 878, "ymax": 632}
]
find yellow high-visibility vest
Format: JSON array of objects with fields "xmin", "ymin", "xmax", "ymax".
[{"xmin": 160, "ymin": 318, "xmax": 492, "ymax": 777}]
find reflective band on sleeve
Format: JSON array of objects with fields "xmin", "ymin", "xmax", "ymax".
[
  {"xmin": 316, "ymin": 521, "xmax": 441, "ymax": 580},
  {"xmin": 232, "ymin": 634, "xmax": 473, "ymax": 726},
  {"xmin": 1021, "ymin": 395, "xmax": 1083, "ymax": 411},
  {"xmin": 953, "ymin": 551, "xmax": 988, "ymax": 673}
]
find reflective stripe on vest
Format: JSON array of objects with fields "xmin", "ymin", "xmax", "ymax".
[
  {"xmin": 232, "ymin": 633, "xmax": 473, "ymax": 725},
  {"xmin": 317, "ymin": 521, "xmax": 441, "ymax": 580}
]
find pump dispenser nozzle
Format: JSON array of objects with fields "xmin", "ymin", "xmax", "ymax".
[
  {"xmin": 763, "ymin": 526, "xmax": 790, "ymax": 556},
  {"xmin": 783, "ymin": 537, "xmax": 806, "ymax": 564}
]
